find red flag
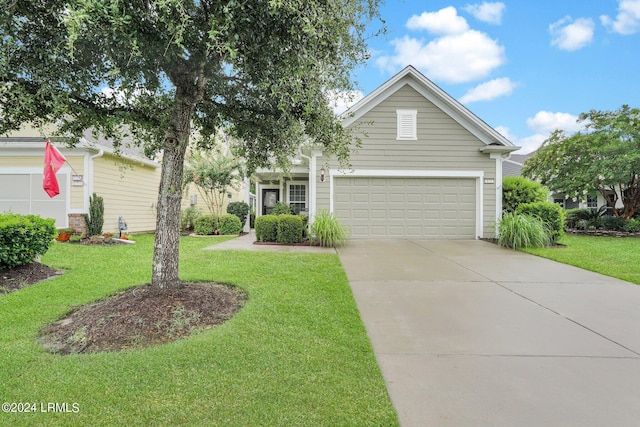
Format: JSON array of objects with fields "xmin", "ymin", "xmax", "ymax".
[{"xmin": 43, "ymin": 140, "xmax": 67, "ymax": 198}]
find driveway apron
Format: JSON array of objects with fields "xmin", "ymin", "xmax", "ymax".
[{"xmin": 338, "ymin": 239, "xmax": 640, "ymax": 427}]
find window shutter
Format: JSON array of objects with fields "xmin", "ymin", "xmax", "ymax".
[{"xmin": 396, "ymin": 110, "xmax": 417, "ymax": 140}]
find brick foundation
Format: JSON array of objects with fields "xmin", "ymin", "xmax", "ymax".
[{"xmin": 68, "ymin": 214, "xmax": 86, "ymax": 236}]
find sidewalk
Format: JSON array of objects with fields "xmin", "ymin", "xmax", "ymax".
[{"xmin": 204, "ymin": 231, "xmax": 336, "ymax": 254}]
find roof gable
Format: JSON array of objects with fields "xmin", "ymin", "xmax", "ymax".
[{"xmin": 342, "ymin": 65, "xmax": 516, "ymax": 148}]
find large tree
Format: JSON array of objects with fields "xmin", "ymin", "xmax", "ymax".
[
  {"xmin": 1, "ymin": 0, "xmax": 382, "ymax": 288},
  {"xmin": 522, "ymin": 105, "xmax": 640, "ymax": 219}
]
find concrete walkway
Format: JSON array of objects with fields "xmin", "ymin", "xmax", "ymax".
[
  {"xmin": 204, "ymin": 231, "xmax": 336, "ymax": 254},
  {"xmin": 337, "ymin": 239, "xmax": 640, "ymax": 427}
]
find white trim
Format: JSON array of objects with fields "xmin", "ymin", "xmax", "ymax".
[
  {"xmin": 490, "ymin": 153, "xmax": 505, "ymax": 230},
  {"xmin": 329, "ymin": 169, "xmax": 484, "ymax": 239}
]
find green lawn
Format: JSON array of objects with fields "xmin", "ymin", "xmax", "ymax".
[
  {"xmin": 0, "ymin": 235, "xmax": 398, "ymax": 426},
  {"xmin": 524, "ymin": 234, "xmax": 640, "ymax": 285}
]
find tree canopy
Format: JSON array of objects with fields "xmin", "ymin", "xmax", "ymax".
[
  {"xmin": 522, "ymin": 105, "xmax": 640, "ymax": 219},
  {"xmin": 1, "ymin": 0, "xmax": 383, "ymax": 287}
]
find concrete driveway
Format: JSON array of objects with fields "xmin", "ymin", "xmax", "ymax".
[{"xmin": 337, "ymin": 239, "xmax": 640, "ymax": 427}]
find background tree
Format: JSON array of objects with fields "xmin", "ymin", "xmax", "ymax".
[
  {"xmin": 1, "ymin": 0, "xmax": 382, "ymax": 288},
  {"xmin": 522, "ymin": 105, "xmax": 640, "ymax": 219},
  {"xmin": 183, "ymin": 152, "xmax": 240, "ymax": 217}
]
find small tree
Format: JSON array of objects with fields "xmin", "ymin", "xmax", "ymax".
[
  {"xmin": 183, "ymin": 153, "xmax": 241, "ymax": 217},
  {"xmin": 83, "ymin": 193, "xmax": 104, "ymax": 236}
]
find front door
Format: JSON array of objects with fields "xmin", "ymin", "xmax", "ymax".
[{"xmin": 262, "ymin": 189, "xmax": 280, "ymax": 215}]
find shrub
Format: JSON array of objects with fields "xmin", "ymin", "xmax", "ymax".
[
  {"xmin": 502, "ymin": 176, "xmax": 547, "ymax": 213},
  {"xmin": 516, "ymin": 201, "xmax": 565, "ymax": 243},
  {"xmin": 83, "ymin": 193, "xmax": 104, "ymax": 236},
  {"xmin": 601, "ymin": 215, "xmax": 626, "ymax": 231},
  {"xmin": 300, "ymin": 214, "xmax": 309, "ymax": 239},
  {"xmin": 565, "ymin": 206, "xmax": 607, "ymax": 229},
  {"xmin": 250, "ymin": 212, "xmax": 256, "ymax": 229},
  {"xmin": 624, "ymin": 218, "xmax": 640, "ymax": 232},
  {"xmin": 227, "ymin": 202, "xmax": 250, "ymax": 227},
  {"xmin": 218, "ymin": 214, "xmax": 243, "ymax": 235},
  {"xmin": 498, "ymin": 212, "xmax": 552, "ymax": 250},
  {"xmin": 0, "ymin": 213, "xmax": 56, "ymax": 269},
  {"xmin": 277, "ymin": 215, "xmax": 303, "ymax": 244},
  {"xmin": 311, "ymin": 210, "xmax": 348, "ymax": 248},
  {"xmin": 180, "ymin": 206, "xmax": 201, "ymax": 232},
  {"xmin": 194, "ymin": 215, "xmax": 219, "ymax": 235},
  {"xmin": 273, "ymin": 202, "xmax": 292, "ymax": 216},
  {"xmin": 255, "ymin": 215, "xmax": 278, "ymax": 242}
]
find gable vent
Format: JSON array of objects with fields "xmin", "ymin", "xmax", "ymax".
[{"xmin": 396, "ymin": 109, "xmax": 417, "ymax": 140}]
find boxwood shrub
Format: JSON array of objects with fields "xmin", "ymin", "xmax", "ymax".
[
  {"xmin": 0, "ymin": 213, "xmax": 56, "ymax": 269},
  {"xmin": 516, "ymin": 201, "xmax": 565, "ymax": 243},
  {"xmin": 218, "ymin": 214, "xmax": 243, "ymax": 235},
  {"xmin": 276, "ymin": 214, "xmax": 303, "ymax": 244},
  {"xmin": 255, "ymin": 215, "xmax": 278, "ymax": 242},
  {"xmin": 502, "ymin": 176, "xmax": 547, "ymax": 213},
  {"xmin": 194, "ymin": 215, "xmax": 219, "ymax": 235}
]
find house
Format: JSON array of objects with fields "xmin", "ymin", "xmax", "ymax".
[
  {"xmin": 0, "ymin": 126, "xmax": 162, "ymax": 234},
  {"xmin": 253, "ymin": 66, "xmax": 520, "ymax": 239}
]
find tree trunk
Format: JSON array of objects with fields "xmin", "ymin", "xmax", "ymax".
[{"xmin": 151, "ymin": 98, "xmax": 193, "ymax": 289}]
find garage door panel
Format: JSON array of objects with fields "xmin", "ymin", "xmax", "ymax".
[{"xmin": 334, "ymin": 177, "xmax": 476, "ymax": 239}]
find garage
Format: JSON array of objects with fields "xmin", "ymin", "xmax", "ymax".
[
  {"xmin": 333, "ymin": 177, "xmax": 477, "ymax": 239},
  {"xmin": 0, "ymin": 173, "xmax": 68, "ymax": 226}
]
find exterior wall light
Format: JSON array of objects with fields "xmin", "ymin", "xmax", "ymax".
[{"xmin": 320, "ymin": 167, "xmax": 326, "ymax": 182}]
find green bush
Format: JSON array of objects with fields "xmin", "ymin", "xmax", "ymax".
[
  {"xmin": 502, "ymin": 176, "xmax": 547, "ymax": 213},
  {"xmin": 227, "ymin": 202, "xmax": 249, "ymax": 227},
  {"xmin": 516, "ymin": 201, "xmax": 565, "ymax": 243},
  {"xmin": 565, "ymin": 206, "xmax": 607, "ymax": 229},
  {"xmin": 602, "ymin": 215, "xmax": 626, "ymax": 231},
  {"xmin": 272, "ymin": 202, "xmax": 292, "ymax": 216},
  {"xmin": 300, "ymin": 214, "xmax": 309, "ymax": 239},
  {"xmin": 255, "ymin": 215, "xmax": 278, "ymax": 242},
  {"xmin": 250, "ymin": 212, "xmax": 256, "ymax": 229},
  {"xmin": 194, "ymin": 215, "xmax": 219, "ymax": 235},
  {"xmin": 180, "ymin": 206, "xmax": 201, "ymax": 232},
  {"xmin": 498, "ymin": 212, "xmax": 552, "ymax": 249},
  {"xmin": 83, "ymin": 193, "xmax": 104, "ymax": 236},
  {"xmin": 218, "ymin": 214, "xmax": 243, "ymax": 235},
  {"xmin": 0, "ymin": 213, "xmax": 56, "ymax": 269},
  {"xmin": 624, "ymin": 218, "xmax": 640, "ymax": 232},
  {"xmin": 276, "ymin": 215, "xmax": 303, "ymax": 244},
  {"xmin": 311, "ymin": 210, "xmax": 347, "ymax": 248}
]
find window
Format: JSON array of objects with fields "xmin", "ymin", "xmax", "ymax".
[
  {"xmin": 586, "ymin": 194, "xmax": 597, "ymax": 208},
  {"xmin": 288, "ymin": 183, "xmax": 307, "ymax": 214},
  {"xmin": 396, "ymin": 109, "xmax": 417, "ymax": 140}
]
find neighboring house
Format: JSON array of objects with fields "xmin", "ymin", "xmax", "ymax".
[
  {"xmin": 0, "ymin": 126, "xmax": 162, "ymax": 234},
  {"xmin": 253, "ymin": 66, "xmax": 519, "ymax": 239},
  {"xmin": 503, "ymin": 151, "xmax": 611, "ymax": 211}
]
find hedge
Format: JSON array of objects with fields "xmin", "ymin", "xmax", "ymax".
[
  {"xmin": 516, "ymin": 201, "xmax": 565, "ymax": 243},
  {"xmin": 218, "ymin": 214, "xmax": 243, "ymax": 235},
  {"xmin": 502, "ymin": 176, "xmax": 547, "ymax": 213},
  {"xmin": 255, "ymin": 215, "xmax": 278, "ymax": 242},
  {"xmin": 194, "ymin": 215, "xmax": 219, "ymax": 235},
  {"xmin": 0, "ymin": 213, "xmax": 56, "ymax": 269},
  {"xmin": 276, "ymin": 215, "xmax": 303, "ymax": 244}
]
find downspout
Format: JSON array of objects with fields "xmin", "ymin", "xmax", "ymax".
[
  {"xmin": 298, "ymin": 152, "xmax": 318, "ymax": 223},
  {"xmin": 491, "ymin": 152, "xmax": 510, "ymax": 234}
]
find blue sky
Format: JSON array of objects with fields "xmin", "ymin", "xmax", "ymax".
[{"xmin": 342, "ymin": 0, "xmax": 640, "ymax": 153}]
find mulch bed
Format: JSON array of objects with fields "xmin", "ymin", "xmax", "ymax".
[
  {"xmin": 0, "ymin": 262, "xmax": 62, "ymax": 294},
  {"xmin": 39, "ymin": 282, "xmax": 246, "ymax": 355}
]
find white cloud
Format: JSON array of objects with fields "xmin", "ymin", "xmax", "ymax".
[
  {"xmin": 407, "ymin": 6, "xmax": 469, "ymax": 35},
  {"xmin": 376, "ymin": 31, "xmax": 505, "ymax": 83},
  {"xmin": 526, "ymin": 111, "xmax": 582, "ymax": 134},
  {"xmin": 601, "ymin": 0, "xmax": 640, "ymax": 34},
  {"xmin": 509, "ymin": 111, "xmax": 584, "ymax": 154},
  {"xmin": 328, "ymin": 90, "xmax": 364, "ymax": 115},
  {"xmin": 459, "ymin": 77, "xmax": 517, "ymax": 103},
  {"xmin": 463, "ymin": 2, "xmax": 506, "ymax": 25},
  {"xmin": 549, "ymin": 16, "xmax": 595, "ymax": 51}
]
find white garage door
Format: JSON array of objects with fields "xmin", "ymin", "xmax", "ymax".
[
  {"xmin": 334, "ymin": 177, "xmax": 476, "ymax": 239},
  {"xmin": 0, "ymin": 173, "xmax": 68, "ymax": 226}
]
